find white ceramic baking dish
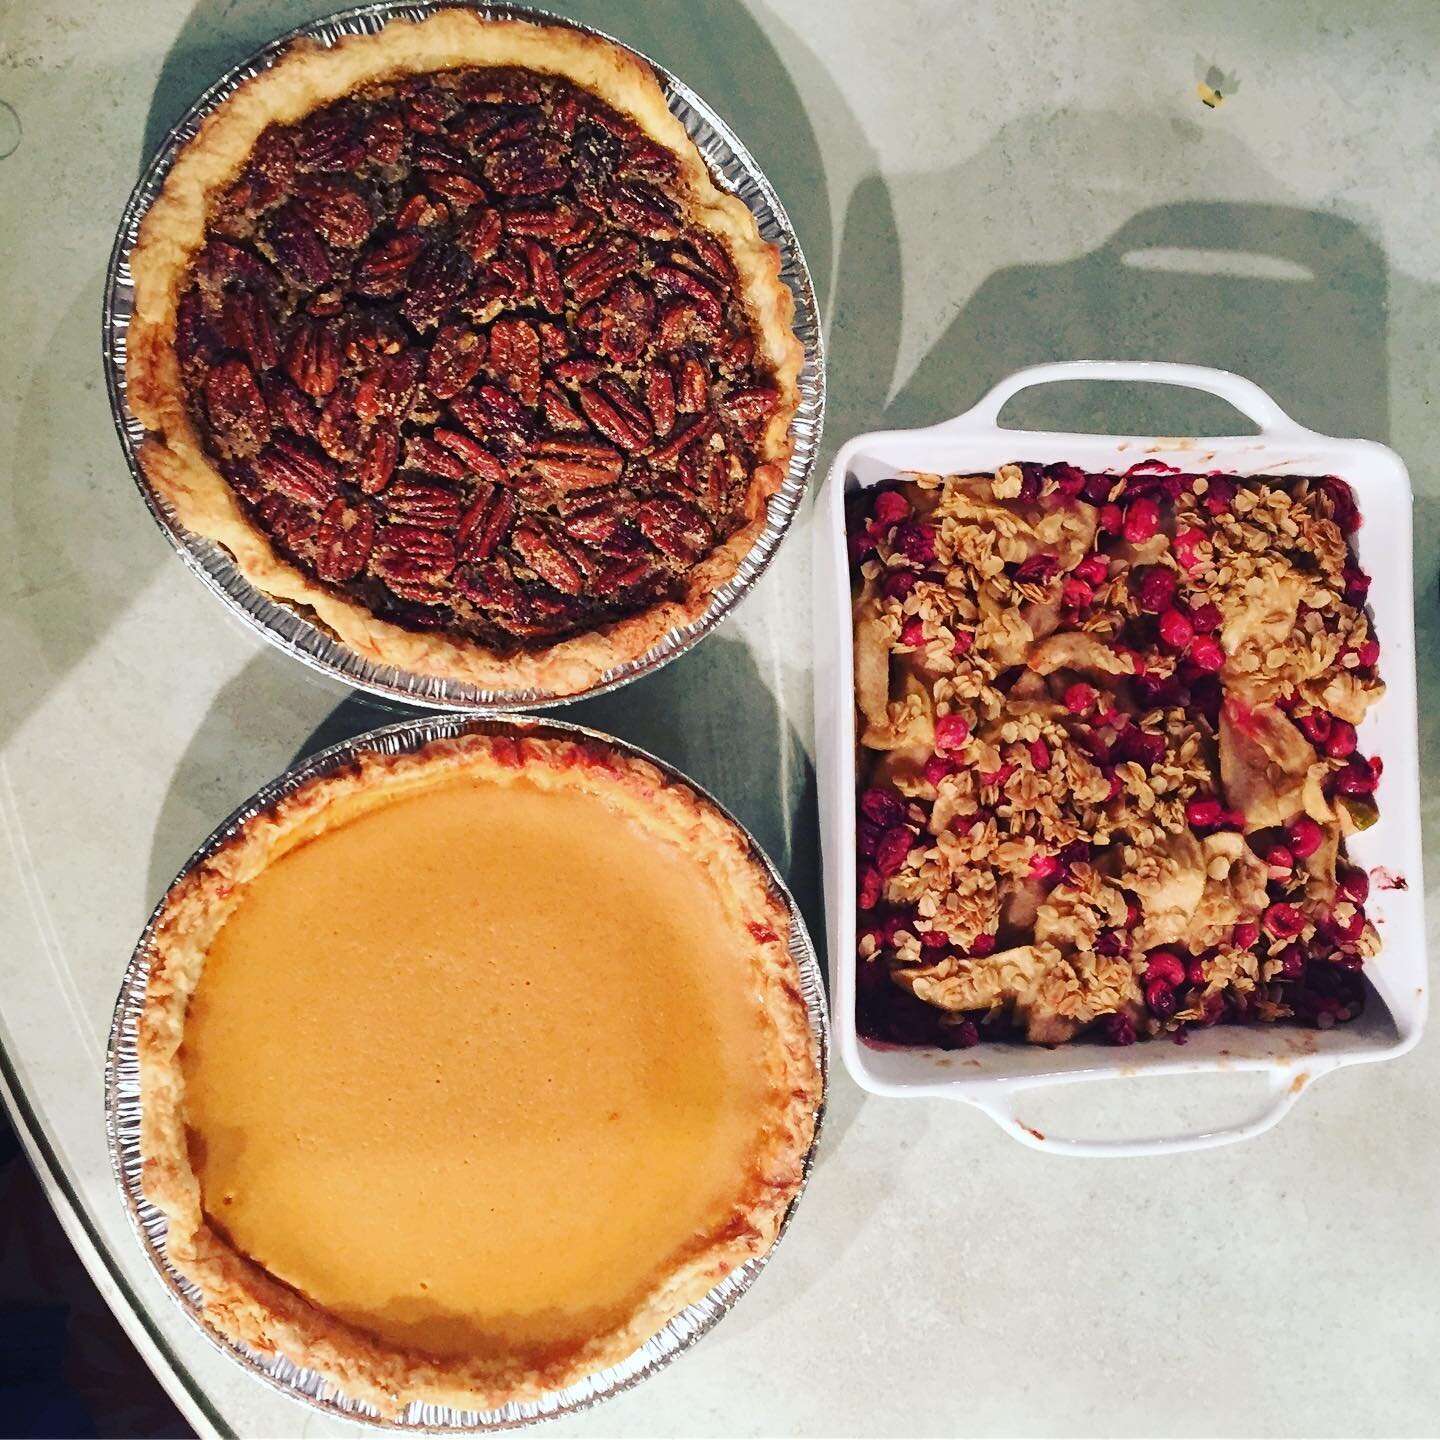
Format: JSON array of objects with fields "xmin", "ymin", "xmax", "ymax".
[{"xmin": 814, "ymin": 361, "xmax": 1425, "ymax": 1156}]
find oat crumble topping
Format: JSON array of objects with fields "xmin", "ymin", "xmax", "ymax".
[{"xmin": 850, "ymin": 461, "xmax": 1383, "ymax": 1048}]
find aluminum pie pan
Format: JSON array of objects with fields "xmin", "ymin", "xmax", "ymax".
[
  {"xmin": 101, "ymin": 1, "xmax": 825, "ymax": 714},
  {"xmin": 104, "ymin": 712, "xmax": 829, "ymax": 1430}
]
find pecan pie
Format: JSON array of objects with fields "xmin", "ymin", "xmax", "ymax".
[
  {"xmin": 126, "ymin": 13, "xmax": 803, "ymax": 694},
  {"xmin": 849, "ymin": 463, "xmax": 1383, "ymax": 1048},
  {"xmin": 137, "ymin": 731, "xmax": 820, "ymax": 1414}
]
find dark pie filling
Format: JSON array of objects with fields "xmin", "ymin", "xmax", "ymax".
[{"xmin": 173, "ymin": 66, "xmax": 782, "ymax": 650}]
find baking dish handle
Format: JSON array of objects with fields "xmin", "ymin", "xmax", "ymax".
[
  {"xmin": 939, "ymin": 361, "xmax": 1313, "ymax": 438},
  {"xmin": 970, "ymin": 1066, "xmax": 1319, "ymax": 1158}
]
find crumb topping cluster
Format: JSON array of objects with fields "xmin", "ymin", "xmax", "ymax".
[{"xmin": 850, "ymin": 462, "xmax": 1383, "ymax": 1048}]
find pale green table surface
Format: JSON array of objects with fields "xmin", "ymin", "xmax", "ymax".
[{"xmin": 4, "ymin": 2, "xmax": 1440, "ymax": 1435}]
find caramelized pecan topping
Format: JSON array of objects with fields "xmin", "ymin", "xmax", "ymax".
[{"xmin": 177, "ymin": 66, "xmax": 783, "ymax": 649}]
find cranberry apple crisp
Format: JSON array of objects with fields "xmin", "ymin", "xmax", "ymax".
[{"xmin": 850, "ymin": 462, "xmax": 1383, "ymax": 1048}]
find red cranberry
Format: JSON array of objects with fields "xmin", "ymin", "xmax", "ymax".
[
  {"xmin": 1263, "ymin": 902, "xmax": 1306, "ymax": 939},
  {"xmin": 935, "ymin": 714, "xmax": 971, "ymax": 752},
  {"xmin": 1357, "ymin": 638, "xmax": 1380, "ymax": 667},
  {"xmin": 1144, "ymin": 951, "xmax": 1186, "ymax": 988},
  {"xmin": 860, "ymin": 787, "xmax": 905, "ymax": 828},
  {"xmin": 1186, "ymin": 796, "xmax": 1222, "ymax": 829},
  {"xmin": 1232, "ymin": 921, "xmax": 1260, "ymax": 950},
  {"xmin": 1276, "ymin": 944, "xmax": 1306, "ymax": 979},
  {"xmin": 1327, "ymin": 908, "xmax": 1367, "ymax": 944},
  {"xmin": 1095, "ymin": 929, "xmax": 1125, "ymax": 956},
  {"xmin": 882, "ymin": 568, "xmax": 917, "ymax": 600},
  {"xmin": 1342, "ymin": 565, "xmax": 1372, "ymax": 602},
  {"xmin": 880, "ymin": 909, "xmax": 915, "ymax": 946},
  {"xmin": 1295, "ymin": 710, "xmax": 1333, "ymax": 745},
  {"xmin": 1203, "ymin": 476, "xmax": 1236, "ymax": 514},
  {"xmin": 872, "ymin": 490, "xmax": 910, "ymax": 528},
  {"xmin": 1186, "ymin": 959, "xmax": 1207, "ymax": 987},
  {"xmin": 1188, "ymin": 635, "xmax": 1225, "ymax": 672},
  {"xmin": 923, "ymin": 754, "xmax": 957, "ymax": 786},
  {"xmin": 857, "ymin": 865, "xmax": 883, "ymax": 910},
  {"xmin": 1189, "ymin": 601, "xmax": 1222, "ymax": 632},
  {"xmin": 1266, "ymin": 844, "xmax": 1295, "ymax": 878},
  {"xmin": 1136, "ymin": 566, "xmax": 1177, "ymax": 612},
  {"xmin": 970, "ymin": 932, "xmax": 997, "ymax": 957},
  {"xmin": 1220, "ymin": 808, "xmax": 1247, "ymax": 830},
  {"xmin": 1287, "ymin": 816, "xmax": 1324, "ymax": 860},
  {"xmin": 1029, "ymin": 738, "xmax": 1052, "ymax": 771},
  {"xmin": 1030, "ymin": 852, "xmax": 1061, "ymax": 881},
  {"xmin": 1047, "ymin": 462, "xmax": 1086, "ymax": 498},
  {"xmin": 980, "ymin": 761, "xmax": 1016, "ymax": 788},
  {"xmin": 1118, "ymin": 727, "xmax": 1166, "ymax": 769},
  {"xmin": 1064, "ymin": 683, "xmax": 1097, "ymax": 715},
  {"xmin": 1062, "ymin": 577, "xmax": 1094, "ymax": 609},
  {"xmin": 1335, "ymin": 759, "xmax": 1378, "ymax": 795},
  {"xmin": 920, "ymin": 928, "xmax": 949, "ymax": 954},
  {"xmin": 1015, "ymin": 552, "xmax": 1059, "ymax": 585},
  {"xmin": 1074, "ymin": 552, "xmax": 1109, "ymax": 587},
  {"xmin": 1326, "ymin": 721, "xmax": 1357, "ymax": 758},
  {"xmin": 857, "ymin": 820, "xmax": 882, "ymax": 858},
  {"xmin": 1123, "ymin": 497, "xmax": 1161, "ymax": 543},
  {"xmin": 1098, "ymin": 503, "xmax": 1124, "ymax": 535},
  {"xmin": 1082, "ymin": 471, "xmax": 1113, "ymax": 504},
  {"xmin": 1145, "ymin": 980, "xmax": 1178, "ymax": 1018},
  {"xmin": 875, "ymin": 826, "xmax": 916, "ymax": 877},
  {"xmin": 1158, "ymin": 608, "xmax": 1194, "ymax": 650},
  {"xmin": 953, "ymin": 630, "xmax": 974, "ymax": 655},
  {"xmin": 1172, "ymin": 526, "xmax": 1208, "ymax": 571},
  {"xmin": 1017, "ymin": 464, "xmax": 1043, "ymax": 503},
  {"xmin": 939, "ymin": 1019, "xmax": 981, "ymax": 1050},
  {"xmin": 849, "ymin": 532, "xmax": 877, "ymax": 567},
  {"xmin": 1339, "ymin": 868, "xmax": 1370, "ymax": 904},
  {"xmin": 900, "ymin": 618, "xmax": 926, "ymax": 647},
  {"xmin": 1105, "ymin": 1011, "xmax": 1137, "ymax": 1045},
  {"xmin": 1322, "ymin": 477, "xmax": 1360, "ymax": 534},
  {"xmin": 894, "ymin": 522, "xmax": 937, "ymax": 565}
]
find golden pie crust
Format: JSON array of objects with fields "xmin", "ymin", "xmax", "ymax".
[
  {"xmin": 126, "ymin": 12, "xmax": 804, "ymax": 696},
  {"xmin": 136, "ymin": 731, "xmax": 821, "ymax": 1415}
]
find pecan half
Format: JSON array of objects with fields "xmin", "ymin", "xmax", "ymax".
[
  {"xmin": 353, "ymin": 426, "xmax": 399, "ymax": 494},
  {"xmin": 424, "ymin": 432, "xmax": 499, "ymax": 485},
  {"xmin": 637, "ymin": 496, "xmax": 713, "ymax": 562},
  {"xmin": 204, "ymin": 358, "xmax": 270, "ymax": 455},
  {"xmin": 600, "ymin": 277, "xmax": 654, "ymax": 363},
  {"xmin": 579, "ymin": 380, "xmax": 650, "ymax": 451},
  {"xmin": 488, "ymin": 317, "xmax": 542, "ymax": 407},
  {"xmin": 425, "ymin": 323, "xmax": 486, "ymax": 399},
  {"xmin": 354, "ymin": 232, "xmax": 426, "ymax": 297},
  {"xmin": 314, "ymin": 498, "xmax": 375, "ymax": 581},
  {"xmin": 253, "ymin": 435, "xmax": 339, "ymax": 506},
  {"xmin": 512, "ymin": 520, "xmax": 583, "ymax": 594},
  {"xmin": 457, "ymin": 484, "xmax": 516, "ymax": 562},
  {"xmin": 529, "ymin": 436, "xmax": 624, "ymax": 490},
  {"xmin": 221, "ymin": 291, "xmax": 278, "ymax": 372},
  {"xmin": 283, "ymin": 318, "xmax": 340, "ymax": 399}
]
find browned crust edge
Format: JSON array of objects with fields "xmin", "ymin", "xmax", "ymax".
[
  {"xmin": 135, "ymin": 731, "xmax": 821, "ymax": 1415},
  {"xmin": 126, "ymin": 12, "xmax": 805, "ymax": 697}
]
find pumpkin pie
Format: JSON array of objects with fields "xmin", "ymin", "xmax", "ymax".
[
  {"xmin": 125, "ymin": 11, "xmax": 804, "ymax": 698},
  {"xmin": 137, "ymin": 731, "xmax": 821, "ymax": 1414}
]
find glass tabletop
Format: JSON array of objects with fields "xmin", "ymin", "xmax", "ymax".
[{"xmin": 4, "ymin": 1, "xmax": 1440, "ymax": 1434}]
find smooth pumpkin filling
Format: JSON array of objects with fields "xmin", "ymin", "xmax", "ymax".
[{"xmin": 180, "ymin": 773, "xmax": 777, "ymax": 1363}]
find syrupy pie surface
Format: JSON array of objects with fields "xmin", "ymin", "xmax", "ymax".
[
  {"xmin": 176, "ymin": 65, "xmax": 782, "ymax": 651},
  {"xmin": 180, "ymin": 775, "xmax": 777, "ymax": 1361}
]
